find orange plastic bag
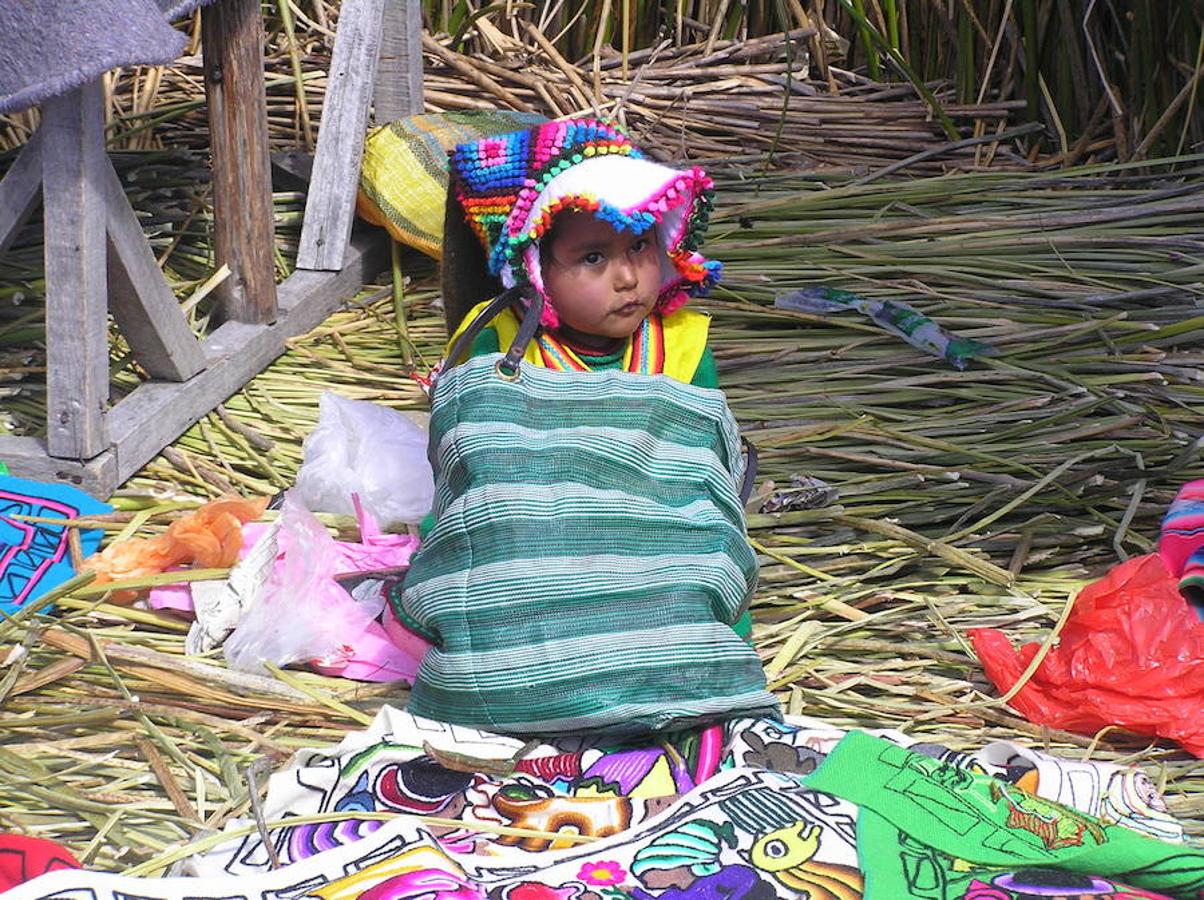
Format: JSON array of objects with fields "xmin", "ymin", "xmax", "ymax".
[
  {"xmin": 970, "ymin": 553, "xmax": 1204, "ymax": 757},
  {"xmin": 82, "ymin": 496, "xmax": 268, "ymax": 603}
]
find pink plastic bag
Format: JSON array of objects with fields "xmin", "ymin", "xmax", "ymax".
[{"xmin": 222, "ymin": 494, "xmax": 428, "ymax": 680}]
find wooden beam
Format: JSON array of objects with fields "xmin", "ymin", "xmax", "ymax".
[
  {"xmin": 106, "ymin": 228, "xmax": 389, "ymax": 485},
  {"xmin": 40, "ymin": 83, "xmax": 110, "ymax": 460},
  {"xmin": 103, "ymin": 159, "xmax": 207, "ymax": 382},
  {"xmin": 202, "ymin": 0, "xmax": 279, "ymax": 325},
  {"xmin": 0, "ymin": 131, "xmax": 43, "ymax": 255},
  {"xmin": 374, "ymin": 0, "xmax": 425, "ymax": 122},
  {"xmin": 296, "ymin": 0, "xmax": 386, "ymax": 272},
  {"xmin": 0, "ymin": 436, "xmax": 116, "ymax": 494}
]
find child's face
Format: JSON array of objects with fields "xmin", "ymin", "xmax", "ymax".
[{"xmin": 541, "ymin": 212, "xmax": 663, "ymax": 340}]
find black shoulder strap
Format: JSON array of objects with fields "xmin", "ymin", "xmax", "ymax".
[
  {"xmin": 444, "ymin": 286, "xmax": 523, "ymax": 367},
  {"xmin": 498, "ymin": 291, "xmax": 544, "ymax": 377},
  {"xmin": 443, "ymin": 286, "xmax": 545, "ymax": 373},
  {"xmin": 739, "ymin": 437, "xmax": 758, "ymax": 505}
]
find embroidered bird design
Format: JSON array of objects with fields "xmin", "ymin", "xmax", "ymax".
[{"xmin": 749, "ymin": 822, "xmax": 862, "ymax": 900}]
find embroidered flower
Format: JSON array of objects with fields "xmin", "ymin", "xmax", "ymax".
[{"xmin": 577, "ymin": 861, "xmax": 626, "ymax": 886}]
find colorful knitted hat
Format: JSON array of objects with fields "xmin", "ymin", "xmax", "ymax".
[{"xmin": 447, "ymin": 118, "xmax": 722, "ymax": 328}]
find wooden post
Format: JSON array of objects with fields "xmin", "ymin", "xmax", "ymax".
[
  {"xmin": 374, "ymin": 0, "xmax": 425, "ymax": 122},
  {"xmin": 40, "ymin": 83, "xmax": 109, "ymax": 459},
  {"xmin": 296, "ymin": 0, "xmax": 386, "ymax": 271},
  {"xmin": 202, "ymin": 0, "xmax": 278, "ymax": 325}
]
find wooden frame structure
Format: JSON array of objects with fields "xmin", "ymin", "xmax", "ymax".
[{"xmin": 0, "ymin": 0, "xmax": 423, "ymax": 496}]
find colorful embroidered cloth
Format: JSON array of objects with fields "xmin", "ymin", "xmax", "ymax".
[
  {"xmin": 6, "ymin": 708, "xmax": 1190, "ymax": 900},
  {"xmin": 1160, "ymin": 479, "xmax": 1204, "ymax": 620},
  {"xmin": 774, "ymin": 286, "xmax": 994, "ymax": 370},
  {"xmin": 0, "ymin": 475, "xmax": 110, "ymax": 616},
  {"xmin": 393, "ymin": 353, "xmax": 777, "ymax": 734},
  {"xmin": 180, "ymin": 707, "xmax": 1183, "ymax": 880},
  {"xmin": 807, "ymin": 731, "xmax": 1204, "ymax": 899}
]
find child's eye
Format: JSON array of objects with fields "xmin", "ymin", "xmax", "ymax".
[
  {"xmin": 582, "ymin": 251, "xmax": 605, "ymax": 266},
  {"xmin": 631, "ymin": 238, "xmax": 649, "ymax": 253}
]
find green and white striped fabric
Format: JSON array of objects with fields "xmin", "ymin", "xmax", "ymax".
[{"xmin": 393, "ymin": 354, "xmax": 779, "ymax": 735}]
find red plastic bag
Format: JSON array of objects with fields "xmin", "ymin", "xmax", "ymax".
[{"xmin": 970, "ymin": 553, "xmax": 1204, "ymax": 756}]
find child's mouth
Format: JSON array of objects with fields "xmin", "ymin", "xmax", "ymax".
[{"xmin": 614, "ymin": 301, "xmax": 644, "ymax": 316}]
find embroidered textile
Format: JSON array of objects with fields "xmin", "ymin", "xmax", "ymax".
[
  {"xmin": 0, "ymin": 475, "xmax": 109, "ymax": 616},
  {"xmin": 7, "ymin": 709, "xmax": 1189, "ymax": 900},
  {"xmin": 182, "ymin": 707, "xmax": 1182, "ymax": 880},
  {"xmin": 806, "ymin": 731, "xmax": 1204, "ymax": 899}
]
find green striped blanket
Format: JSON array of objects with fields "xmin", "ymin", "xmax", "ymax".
[{"xmin": 393, "ymin": 354, "xmax": 779, "ymax": 735}]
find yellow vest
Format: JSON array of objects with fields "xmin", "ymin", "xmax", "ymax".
[{"xmin": 447, "ymin": 299, "xmax": 710, "ymax": 384}]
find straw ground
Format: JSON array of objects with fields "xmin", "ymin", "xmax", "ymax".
[{"xmin": 0, "ymin": 5, "xmax": 1202, "ymax": 875}]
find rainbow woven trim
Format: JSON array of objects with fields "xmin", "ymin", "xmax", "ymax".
[
  {"xmin": 629, "ymin": 312, "xmax": 667, "ymax": 374},
  {"xmin": 1160, "ymin": 479, "xmax": 1204, "ymax": 571},
  {"xmin": 1160, "ymin": 479, "xmax": 1204, "ymax": 610},
  {"xmin": 536, "ymin": 314, "xmax": 667, "ymax": 375},
  {"xmin": 452, "ymin": 120, "xmax": 636, "ymax": 260}
]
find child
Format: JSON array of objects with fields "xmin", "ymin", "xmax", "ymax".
[{"xmin": 393, "ymin": 119, "xmax": 778, "ymax": 735}]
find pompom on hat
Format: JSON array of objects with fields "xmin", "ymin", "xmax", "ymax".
[{"xmin": 448, "ymin": 118, "xmax": 722, "ymax": 328}]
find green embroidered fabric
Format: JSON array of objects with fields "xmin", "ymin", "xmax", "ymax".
[{"xmin": 806, "ymin": 731, "xmax": 1204, "ymax": 900}]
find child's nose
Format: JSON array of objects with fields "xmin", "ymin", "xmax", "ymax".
[{"xmin": 613, "ymin": 255, "xmax": 638, "ymax": 287}]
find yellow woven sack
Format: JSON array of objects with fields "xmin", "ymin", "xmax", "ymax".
[{"xmin": 357, "ymin": 111, "xmax": 546, "ymax": 259}]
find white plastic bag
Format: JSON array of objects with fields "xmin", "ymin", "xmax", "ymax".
[
  {"xmin": 224, "ymin": 494, "xmax": 378, "ymax": 674},
  {"xmin": 295, "ymin": 391, "xmax": 434, "ymax": 527}
]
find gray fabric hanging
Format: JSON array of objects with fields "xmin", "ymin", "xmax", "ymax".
[{"xmin": 0, "ymin": 0, "xmax": 217, "ymax": 115}]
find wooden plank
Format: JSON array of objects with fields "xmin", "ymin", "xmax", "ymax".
[
  {"xmin": 104, "ymin": 159, "xmax": 207, "ymax": 382},
  {"xmin": 202, "ymin": 0, "xmax": 279, "ymax": 324},
  {"xmin": 0, "ymin": 131, "xmax": 43, "ymax": 255},
  {"xmin": 106, "ymin": 229, "xmax": 389, "ymax": 485},
  {"xmin": 373, "ymin": 0, "xmax": 425, "ymax": 122},
  {"xmin": 296, "ymin": 0, "xmax": 386, "ymax": 272},
  {"xmin": 40, "ymin": 83, "xmax": 110, "ymax": 459},
  {"xmin": 0, "ymin": 436, "xmax": 117, "ymax": 495}
]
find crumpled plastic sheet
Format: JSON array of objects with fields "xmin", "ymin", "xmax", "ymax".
[
  {"xmin": 971, "ymin": 553, "xmax": 1204, "ymax": 756},
  {"xmin": 81, "ymin": 496, "xmax": 267, "ymax": 604},
  {"xmin": 775, "ymin": 286, "xmax": 994, "ymax": 370},
  {"xmin": 222, "ymin": 493, "xmax": 426, "ymax": 681}
]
